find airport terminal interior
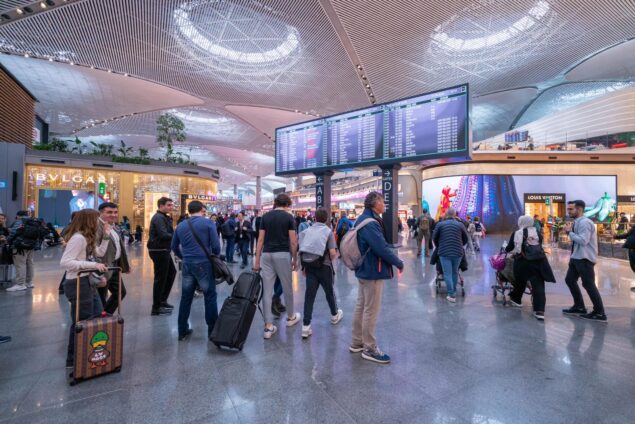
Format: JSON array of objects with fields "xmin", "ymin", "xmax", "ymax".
[{"xmin": 1, "ymin": 1, "xmax": 635, "ymax": 423}]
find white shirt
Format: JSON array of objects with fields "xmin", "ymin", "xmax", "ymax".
[
  {"xmin": 109, "ymin": 227, "xmax": 121, "ymax": 260},
  {"xmin": 60, "ymin": 233, "xmax": 109, "ymax": 279}
]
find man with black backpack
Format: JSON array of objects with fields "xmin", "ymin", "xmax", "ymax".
[
  {"xmin": 6, "ymin": 211, "xmax": 48, "ymax": 291},
  {"xmin": 220, "ymin": 214, "xmax": 237, "ymax": 263},
  {"xmin": 415, "ymin": 209, "xmax": 434, "ymax": 257}
]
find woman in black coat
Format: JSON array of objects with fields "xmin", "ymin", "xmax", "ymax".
[{"xmin": 505, "ymin": 215, "xmax": 556, "ymax": 320}]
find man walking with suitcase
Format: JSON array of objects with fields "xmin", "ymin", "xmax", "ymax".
[
  {"xmin": 96, "ymin": 203, "xmax": 130, "ymax": 315},
  {"xmin": 147, "ymin": 197, "xmax": 176, "ymax": 316},
  {"xmin": 171, "ymin": 201, "xmax": 221, "ymax": 341},
  {"xmin": 562, "ymin": 200, "xmax": 607, "ymax": 322}
]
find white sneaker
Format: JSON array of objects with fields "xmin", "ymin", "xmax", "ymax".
[
  {"xmin": 286, "ymin": 312, "xmax": 301, "ymax": 327},
  {"xmin": 508, "ymin": 299, "xmax": 522, "ymax": 308},
  {"xmin": 330, "ymin": 309, "xmax": 344, "ymax": 325},
  {"xmin": 301, "ymin": 325, "xmax": 312, "ymax": 338},
  {"xmin": 446, "ymin": 295, "xmax": 456, "ymax": 303},
  {"xmin": 6, "ymin": 284, "xmax": 27, "ymax": 292},
  {"xmin": 26, "ymin": 283, "xmax": 34, "ymax": 289},
  {"xmin": 264, "ymin": 325, "xmax": 277, "ymax": 339}
]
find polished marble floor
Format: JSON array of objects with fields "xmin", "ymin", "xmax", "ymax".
[{"xmin": 1, "ymin": 234, "xmax": 635, "ymax": 423}]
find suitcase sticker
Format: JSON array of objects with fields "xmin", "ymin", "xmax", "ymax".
[{"xmin": 88, "ymin": 331, "xmax": 111, "ymax": 368}]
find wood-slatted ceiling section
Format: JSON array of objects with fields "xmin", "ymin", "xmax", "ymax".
[{"xmin": 0, "ymin": 66, "xmax": 34, "ymax": 147}]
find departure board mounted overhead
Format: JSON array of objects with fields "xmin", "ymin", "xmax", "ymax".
[{"xmin": 275, "ymin": 84, "xmax": 470, "ymax": 176}]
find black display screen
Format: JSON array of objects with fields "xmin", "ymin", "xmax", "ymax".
[{"xmin": 275, "ymin": 84, "xmax": 469, "ymax": 175}]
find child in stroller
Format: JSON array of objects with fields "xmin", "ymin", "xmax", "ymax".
[
  {"xmin": 430, "ymin": 250, "xmax": 467, "ymax": 297},
  {"xmin": 489, "ymin": 244, "xmax": 532, "ymax": 306}
]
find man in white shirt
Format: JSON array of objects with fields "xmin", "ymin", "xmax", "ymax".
[{"xmin": 97, "ymin": 202, "xmax": 131, "ymax": 314}]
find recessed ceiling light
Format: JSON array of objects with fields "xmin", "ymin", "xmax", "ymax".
[
  {"xmin": 40, "ymin": 2, "xmax": 47, "ymax": 9},
  {"xmin": 48, "ymin": 57, "xmax": 53, "ymax": 62},
  {"xmin": 16, "ymin": 8, "xmax": 24, "ymax": 14},
  {"xmin": 90, "ymin": 66, "xmax": 94, "ymax": 69},
  {"xmin": 69, "ymin": 61, "xmax": 74, "ymax": 65},
  {"xmin": 107, "ymin": 69, "xmax": 112, "ymax": 73},
  {"xmin": 365, "ymin": 84, "xmax": 371, "ymax": 88},
  {"xmin": 24, "ymin": 53, "xmax": 29, "ymax": 58},
  {"xmin": 124, "ymin": 73, "xmax": 128, "ymax": 77}
]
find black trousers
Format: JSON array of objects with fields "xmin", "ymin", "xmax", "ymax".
[
  {"xmin": 97, "ymin": 269, "xmax": 127, "ymax": 315},
  {"xmin": 510, "ymin": 273, "xmax": 545, "ymax": 312},
  {"xmin": 63, "ymin": 277, "xmax": 103, "ymax": 363},
  {"xmin": 565, "ymin": 259, "xmax": 605, "ymax": 314},
  {"xmin": 303, "ymin": 265, "xmax": 338, "ymax": 325},
  {"xmin": 149, "ymin": 250, "xmax": 176, "ymax": 310}
]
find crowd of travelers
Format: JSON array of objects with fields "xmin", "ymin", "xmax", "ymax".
[{"xmin": 1, "ymin": 192, "xmax": 634, "ymax": 364}]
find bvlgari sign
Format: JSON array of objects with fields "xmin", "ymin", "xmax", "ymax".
[{"xmin": 33, "ymin": 172, "xmax": 116, "ymax": 185}]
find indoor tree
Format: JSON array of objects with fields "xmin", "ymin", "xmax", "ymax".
[
  {"xmin": 117, "ymin": 140, "xmax": 134, "ymax": 157},
  {"xmin": 156, "ymin": 113, "xmax": 186, "ymax": 161}
]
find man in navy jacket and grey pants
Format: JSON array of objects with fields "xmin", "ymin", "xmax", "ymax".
[{"xmin": 350, "ymin": 192, "xmax": 404, "ymax": 364}]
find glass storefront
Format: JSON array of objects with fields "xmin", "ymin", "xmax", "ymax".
[{"xmin": 25, "ymin": 165, "xmax": 218, "ymax": 230}]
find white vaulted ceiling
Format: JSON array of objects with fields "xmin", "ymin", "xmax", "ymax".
[{"xmin": 1, "ymin": 0, "xmax": 635, "ymax": 188}]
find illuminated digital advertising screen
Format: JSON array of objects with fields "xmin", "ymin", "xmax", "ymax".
[{"xmin": 275, "ymin": 84, "xmax": 470, "ymax": 175}]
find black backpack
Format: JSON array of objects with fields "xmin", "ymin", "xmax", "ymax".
[
  {"xmin": 220, "ymin": 221, "xmax": 235, "ymax": 238},
  {"xmin": 13, "ymin": 219, "xmax": 46, "ymax": 250},
  {"xmin": 301, "ymin": 246, "xmax": 329, "ymax": 270},
  {"xmin": 522, "ymin": 228, "xmax": 546, "ymax": 261},
  {"xmin": 474, "ymin": 222, "xmax": 482, "ymax": 232}
]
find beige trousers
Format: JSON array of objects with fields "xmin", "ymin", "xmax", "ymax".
[
  {"xmin": 351, "ymin": 279, "xmax": 384, "ymax": 351},
  {"xmin": 13, "ymin": 250, "xmax": 34, "ymax": 286}
]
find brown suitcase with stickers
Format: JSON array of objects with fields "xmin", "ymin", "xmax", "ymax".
[{"xmin": 69, "ymin": 268, "xmax": 124, "ymax": 385}]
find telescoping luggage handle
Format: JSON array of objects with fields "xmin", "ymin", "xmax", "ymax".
[{"xmin": 75, "ymin": 267, "xmax": 122, "ymax": 323}]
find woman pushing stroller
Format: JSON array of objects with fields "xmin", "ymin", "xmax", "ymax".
[{"xmin": 504, "ymin": 215, "xmax": 556, "ymax": 321}]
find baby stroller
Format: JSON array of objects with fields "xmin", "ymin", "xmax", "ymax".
[
  {"xmin": 430, "ymin": 250, "xmax": 467, "ymax": 297},
  {"xmin": 489, "ymin": 248, "xmax": 532, "ymax": 305}
]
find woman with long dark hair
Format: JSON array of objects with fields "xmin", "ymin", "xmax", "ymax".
[{"xmin": 60, "ymin": 209, "xmax": 110, "ymax": 369}]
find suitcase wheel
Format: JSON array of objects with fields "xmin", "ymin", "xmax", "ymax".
[{"xmin": 114, "ymin": 367, "xmax": 121, "ymax": 373}]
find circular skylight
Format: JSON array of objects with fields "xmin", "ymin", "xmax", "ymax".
[
  {"xmin": 430, "ymin": 0, "xmax": 556, "ymax": 62},
  {"xmin": 173, "ymin": 0, "xmax": 302, "ymax": 76}
]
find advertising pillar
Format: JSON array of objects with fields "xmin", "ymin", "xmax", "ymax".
[
  {"xmin": 381, "ymin": 164, "xmax": 400, "ymax": 245},
  {"xmin": 314, "ymin": 171, "xmax": 333, "ymax": 215}
]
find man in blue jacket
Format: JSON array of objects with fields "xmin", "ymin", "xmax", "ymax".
[
  {"xmin": 171, "ymin": 201, "xmax": 221, "ymax": 341},
  {"xmin": 350, "ymin": 192, "xmax": 404, "ymax": 364}
]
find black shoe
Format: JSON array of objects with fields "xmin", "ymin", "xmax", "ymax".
[
  {"xmin": 151, "ymin": 307, "xmax": 173, "ymax": 316},
  {"xmin": 271, "ymin": 304, "xmax": 281, "ymax": 317},
  {"xmin": 580, "ymin": 312, "xmax": 607, "ymax": 323},
  {"xmin": 178, "ymin": 328, "xmax": 193, "ymax": 341},
  {"xmin": 161, "ymin": 302, "xmax": 174, "ymax": 309},
  {"xmin": 562, "ymin": 306, "xmax": 587, "ymax": 315},
  {"xmin": 65, "ymin": 359, "xmax": 73, "ymax": 368},
  {"xmin": 0, "ymin": 335, "xmax": 12, "ymax": 344}
]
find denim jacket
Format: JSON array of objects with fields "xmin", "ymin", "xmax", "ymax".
[{"xmin": 354, "ymin": 208, "xmax": 403, "ymax": 280}]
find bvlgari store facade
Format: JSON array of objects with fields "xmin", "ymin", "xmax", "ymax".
[{"xmin": 24, "ymin": 151, "xmax": 219, "ymax": 230}]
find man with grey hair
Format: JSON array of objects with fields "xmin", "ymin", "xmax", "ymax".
[
  {"xmin": 350, "ymin": 191, "xmax": 404, "ymax": 364},
  {"xmin": 432, "ymin": 208, "xmax": 469, "ymax": 302}
]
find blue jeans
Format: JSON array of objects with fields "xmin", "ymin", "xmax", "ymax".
[
  {"xmin": 439, "ymin": 256, "xmax": 461, "ymax": 297},
  {"xmin": 224, "ymin": 238, "xmax": 235, "ymax": 262},
  {"xmin": 238, "ymin": 239, "xmax": 249, "ymax": 266},
  {"xmin": 178, "ymin": 260, "xmax": 218, "ymax": 337}
]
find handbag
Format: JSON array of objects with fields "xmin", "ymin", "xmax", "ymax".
[
  {"xmin": 521, "ymin": 228, "xmax": 546, "ymax": 261},
  {"xmin": 185, "ymin": 220, "xmax": 235, "ymax": 285}
]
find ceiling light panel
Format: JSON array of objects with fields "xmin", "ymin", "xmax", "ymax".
[
  {"xmin": 0, "ymin": 54, "xmax": 203, "ymax": 133},
  {"xmin": 330, "ymin": 0, "xmax": 635, "ymax": 100},
  {"xmin": 0, "ymin": 0, "xmax": 368, "ymax": 115},
  {"xmin": 516, "ymin": 81, "xmax": 635, "ymax": 127}
]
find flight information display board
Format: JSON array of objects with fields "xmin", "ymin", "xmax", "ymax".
[
  {"xmin": 385, "ymin": 85, "xmax": 467, "ymax": 159},
  {"xmin": 275, "ymin": 84, "xmax": 469, "ymax": 175},
  {"xmin": 327, "ymin": 106, "xmax": 383, "ymax": 167},
  {"xmin": 275, "ymin": 120, "xmax": 326, "ymax": 174}
]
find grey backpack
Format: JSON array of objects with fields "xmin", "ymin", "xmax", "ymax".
[{"xmin": 339, "ymin": 218, "xmax": 377, "ymax": 270}]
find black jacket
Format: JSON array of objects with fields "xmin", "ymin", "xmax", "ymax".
[
  {"xmin": 615, "ymin": 227, "xmax": 635, "ymax": 249},
  {"xmin": 505, "ymin": 231, "xmax": 556, "ymax": 283},
  {"xmin": 147, "ymin": 211, "xmax": 174, "ymax": 250}
]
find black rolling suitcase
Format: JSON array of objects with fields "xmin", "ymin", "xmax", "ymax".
[{"xmin": 210, "ymin": 271, "xmax": 262, "ymax": 351}]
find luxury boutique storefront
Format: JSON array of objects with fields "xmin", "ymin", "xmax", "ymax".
[{"xmin": 25, "ymin": 164, "xmax": 218, "ymax": 230}]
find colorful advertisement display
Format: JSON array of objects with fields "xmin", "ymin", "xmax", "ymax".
[{"xmin": 422, "ymin": 175, "xmax": 617, "ymax": 232}]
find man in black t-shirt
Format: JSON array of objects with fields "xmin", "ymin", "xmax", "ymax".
[{"xmin": 254, "ymin": 193, "xmax": 301, "ymax": 339}]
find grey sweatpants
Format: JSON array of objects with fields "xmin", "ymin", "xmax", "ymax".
[{"xmin": 261, "ymin": 252, "xmax": 295, "ymax": 324}]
